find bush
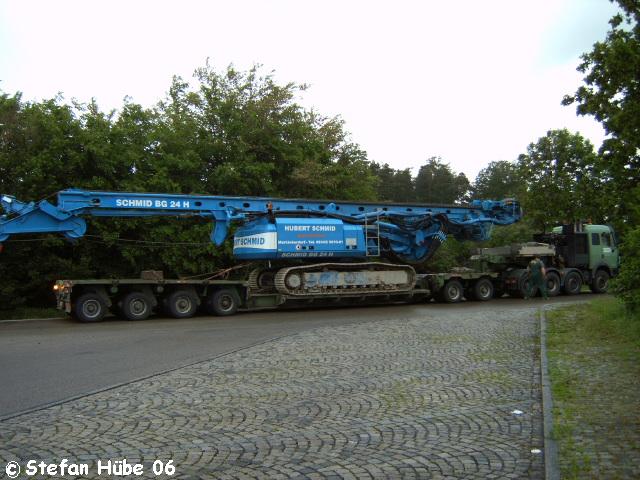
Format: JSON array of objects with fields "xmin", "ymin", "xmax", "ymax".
[{"xmin": 611, "ymin": 226, "xmax": 640, "ymax": 312}]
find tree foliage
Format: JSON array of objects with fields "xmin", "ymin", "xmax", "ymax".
[
  {"xmin": 562, "ymin": 0, "xmax": 640, "ymax": 310},
  {"xmin": 369, "ymin": 162, "xmax": 415, "ymax": 202},
  {"xmin": 562, "ymin": 0, "xmax": 640, "ymax": 232},
  {"xmin": 473, "ymin": 160, "xmax": 521, "ymax": 199},
  {"xmin": 611, "ymin": 225, "xmax": 640, "ymax": 312},
  {"xmin": 517, "ymin": 129, "xmax": 600, "ymax": 231},
  {"xmin": 0, "ymin": 64, "xmax": 378, "ymax": 310},
  {"xmin": 414, "ymin": 157, "xmax": 470, "ymax": 204},
  {"xmin": 369, "ymin": 158, "xmax": 473, "ymax": 204}
]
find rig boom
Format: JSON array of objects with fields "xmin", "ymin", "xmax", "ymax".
[{"xmin": 1, "ymin": 189, "xmax": 522, "ymax": 264}]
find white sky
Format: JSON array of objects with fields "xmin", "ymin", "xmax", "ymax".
[{"xmin": 0, "ymin": 0, "xmax": 619, "ymax": 181}]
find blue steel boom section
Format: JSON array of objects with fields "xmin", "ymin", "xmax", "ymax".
[{"xmin": 0, "ymin": 189, "xmax": 521, "ymax": 263}]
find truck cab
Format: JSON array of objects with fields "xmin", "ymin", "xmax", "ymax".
[
  {"xmin": 537, "ymin": 223, "xmax": 618, "ymax": 295},
  {"xmin": 551, "ymin": 224, "xmax": 619, "ymax": 275}
]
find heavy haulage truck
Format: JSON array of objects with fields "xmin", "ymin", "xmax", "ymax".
[
  {"xmin": 423, "ymin": 223, "xmax": 620, "ymax": 303},
  {"xmin": 0, "ymin": 189, "xmax": 618, "ymax": 322},
  {"xmin": 1, "ymin": 189, "xmax": 522, "ymax": 321}
]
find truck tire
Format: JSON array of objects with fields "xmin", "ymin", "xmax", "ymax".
[
  {"xmin": 590, "ymin": 270, "xmax": 610, "ymax": 293},
  {"xmin": 73, "ymin": 293, "xmax": 107, "ymax": 323},
  {"xmin": 563, "ymin": 271, "xmax": 583, "ymax": 295},
  {"xmin": 121, "ymin": 292, "xmax": 152, "ymax": 321},
  {"xmin": 206, "ymin": 288, "xmax": 239, "ymax": 316},
  {"xmin": 472, "ymin": 278, "xmax": 494, "ymax": 302},
  {"xmin": 166, "ymin": 290, "xmax": 198, "ymax": 318},
  {"xmin": 440, "ymin": 279, "xmax": 464, "ymax": 303},
  {"xmin": 546, "ymin": 271, "xmax": 561, "ymax": 297}
]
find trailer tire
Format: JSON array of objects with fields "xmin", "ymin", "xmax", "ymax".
[
  {"xmin": 546, "ymin": 271, "xmax": 561, "ymax": 297},
  {"xmin": 440, "ymin": 279, "xmax": 464, "ymax": 303},
  {"xmin": 590, "ymin": 270, "xmax": 609, "ymax": 294},
  {"xmin": 472, "ymin": 278, "xmax": 494, "ymax": 302},
  {"xmin": 166, "ymin": 290, "xmax": 198, "ymax": 318},
  {"xmin": 206, "ymin": 288, "xmax": 239, "ymax": 316},
  {"xmin": 121, "ymin": 292, "xmax": 152, "ymax": 321},
  {"xmin": 563, "ymin": 271, "xmax": 582, "ymax": 295},
  {"xmin": 73, "ymin": 293, "xmax": 107, "ymax": 323}
]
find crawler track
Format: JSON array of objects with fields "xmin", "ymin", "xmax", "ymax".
[{"xmin": 273, "ymin": 262, "xmax": 416, "ymax": 296}]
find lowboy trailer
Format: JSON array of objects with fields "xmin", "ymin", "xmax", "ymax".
[
  {"xmin": 1, "ymin": 188, "xmax": 522, "ymax": 321},
  {"xmin": 53, "ymin": 222, "xmax": 618, "ymax": 322}
]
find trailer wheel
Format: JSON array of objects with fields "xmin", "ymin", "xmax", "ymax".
[
  {"xmin": 590, "ymin": 270, "xmax": 609, "ymax": 293},
  {"xmin": 563, "ymin": 271, "xmax": 583, "ymax": 295},
  {"xmin": 440, "ymin": 279, "xmax": 464, "ymax": 303},
  {"xmin": 472, "ymin": 278, "xmax": 494, "ymax": 302},
  {"xmin": 121, "ymin": 292, "xmax": 152, "ymax": 321},
  {"xmin": 546, "ymin": 271, "xmax": 561, "ymax": 297},
  {"xmin": 206, "ymin": 288, "xmax": 239, "ymax": 316},
  {"xmin": 166, "ymin": 290, "xmax": 198, "ymax": 318},
  {"xmin": 73, "ymin": 293, "xmax": 107, "ymax": 323}
]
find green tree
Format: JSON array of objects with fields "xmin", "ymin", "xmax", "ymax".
[
  {"xmin": 611, "ymin": 225, "xmax": 640, "ymax": 312},
  {"xmin": 473, "ymin": 160, "xmax": 522, "ymax": 200},
  {"xmin": 369, "ymin": 162, "xmax": 416, "ymax": 202},
  {"xmin": 153, "ymin": 64, "xmax": 377, "ymax": 199},
  {"xmin": 562, "ymin": 0, "xmax": 640, "ymax": 232},
  {"xmin": 414, "ymin": 157, "xmax": 470, "ymax": 204},
  {"xmin": 517, "ymin": 129, "xmax": 600, "ymax": 231}
]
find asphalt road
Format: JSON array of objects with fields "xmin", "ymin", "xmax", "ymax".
[{"xmin": 0, "ymin": 295, "xmax": 595, "ymax": 419}]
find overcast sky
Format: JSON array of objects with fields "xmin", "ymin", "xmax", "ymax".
[{"xmin": 0, "ymin": 0, "xmax": 619, "ymax": 181}]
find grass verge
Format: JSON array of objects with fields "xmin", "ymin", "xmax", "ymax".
[{"xmin": 546, "ymin": 296, "xmax": 640, "ymax": 480}]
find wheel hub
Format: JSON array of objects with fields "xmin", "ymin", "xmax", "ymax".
[
  {"xmin": 131, "ymin": 299, "xmax": 147, "ymax": 315},
  {"xmin": 176, "ymin": 296, "xmax": 192, "ymax": 313},
  {"xmin": 219, "ymin": 295, "xmax": 232, "ymax": 311},
  {"xmin": 83, "ymin": 300, "xmax": 100, "ymax": 318}
]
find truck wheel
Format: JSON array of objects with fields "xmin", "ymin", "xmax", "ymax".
[
  {"xmin": 166, "ymin": 290, "xmax": 198, "ymax": 318},
  {"xmin": 546, "ymin": 272, "xmax": 561, "ymax": 297},
  {"xmin": 472, "ymin": 278, "xmax": 494, "ymax": 302},
  {"xmin": 73, "ymin": 293, "xmax": 107, "ymax": 323},
  {"xmin": 563, "ymin": 271, "xmax": 583, "ymax": 295},
  {"xmin": 206, "ymin": 288, "xmax": 239, "ymax": 316},
  {"xmin": 121, "ymin": 292, "xmax": 152, "ymax": 321},
  {"xmin": 590, "ymin": 270, "xmax": 609, "ymax": 293},
  {"xmin": 441, "ymin": 279, "xmax": 464, "ymax": 303}
]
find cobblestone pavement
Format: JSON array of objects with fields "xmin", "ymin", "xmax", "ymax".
[{"xmin": 1, "ymin": 308, "xmax": 544, "ymax": 479}]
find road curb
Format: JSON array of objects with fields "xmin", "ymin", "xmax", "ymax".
[
  {"xmin": 0, "ymin": 317, "xmax": 65, "ymax": 324},
  {"xmin": 540, "ymin": 308, "xmax": 560, "ymax": 480}
]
